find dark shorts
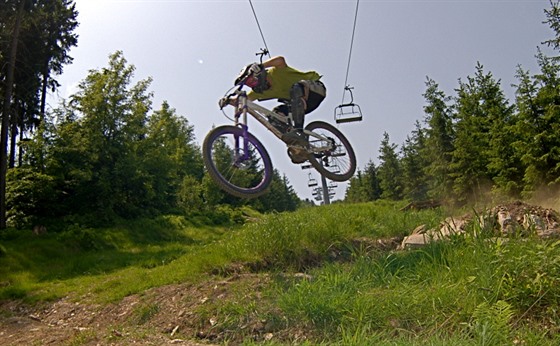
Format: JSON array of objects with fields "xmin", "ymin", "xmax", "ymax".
[
  {"xmin": 299, "ymin": 80, "xmax": 326, "ymax": 114},
  {"xmin": 274, "ymin": 80, "xmax": 327, "ymax": 116}
]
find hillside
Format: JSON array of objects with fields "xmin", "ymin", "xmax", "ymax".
[{"xmin": 1, "ymin": 201, "xmax": 560, "ymax": 345}]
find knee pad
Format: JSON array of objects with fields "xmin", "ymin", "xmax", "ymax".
[{"xmin": 290, "ymin": 83, "xmax": 305, "ymax": 99}]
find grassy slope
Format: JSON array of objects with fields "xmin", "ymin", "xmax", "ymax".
[{"xmin": 1, "ymin": 201, "xmax": 560, "ymax": 345}]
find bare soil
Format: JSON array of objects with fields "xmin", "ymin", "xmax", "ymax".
[{"xmin": 0, "ymin": 274, "xmax": 277, "ymax": 345}]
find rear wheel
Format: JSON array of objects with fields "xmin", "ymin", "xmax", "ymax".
[
  {"xmin": 202, "ymin": 125, "xmax": 273, "ymax": 198},
  {"xmin": 305, "ymin": 121, "xmax": 356, "ymax": 182}
]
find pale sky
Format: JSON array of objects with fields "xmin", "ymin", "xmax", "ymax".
[{"xmin": 49, "ymin": 0, "xmax": 554, "ymax": 202}]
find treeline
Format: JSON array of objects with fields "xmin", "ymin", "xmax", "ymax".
[
  {"xmin": 1, "ymin": 0, "xmax": 79, "ymax": 228},
  {"xmin": 5, "ymin": 51, "xmax": 301, "ymax": 228},
  {"xmin": 346, "ymin": 2, "xmax": 560, "ymax": 205},
  {"xmin": 0, "ymin": 1, "xmax": 300, "ymax": 229}
]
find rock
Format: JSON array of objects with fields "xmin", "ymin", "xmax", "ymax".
[
  {"xmin": 440, "ymin": 217, "xmax": 468, "ymax": 236},
  {"xmin": 400, "ymin": 216, "xmax": 470, "ymax": 250},
  {"xmin": 497, "ymin": 209, "xmax": 514, "ymax": 234},
  {"xmin": 400, "ymin": 233, "xmax": 432, "ymax": 249},
  {"xmin": 401, "ymin": 201, "xmax": 560, "ymax": 249},
  {"xmin": 523, "ymin": 214, "xmax": 545, "ymax": 232}
]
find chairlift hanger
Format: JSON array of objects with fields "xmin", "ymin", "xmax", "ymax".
[
  {"xmin": 334, "ymin": 85, "xmax": 363, "ymax": 124},
  {"xmin": 335, "ymin": 0, "xmax": 363, "ymax": 125}
]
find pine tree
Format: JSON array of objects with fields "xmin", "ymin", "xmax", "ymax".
[
  {"xmin": 515, "ymin": 52, "xmax": 560, "ymax": 195},
  {"xmin": 422, "ymin": 78, "xmax": 454, "ymax": 200},
  {"xmin": 543, "ymin": 0, "xmax": 560, "ymax": 53},
  {"xmin": 401, "ymin": 121, "xmax": 429, "ymax": 201},
  {"xmin": 344, "ymin": 170, "xmax": 367, "ymax": 203},
  {"xmin": 364, "ymin": 160, "xmax": 382, "ymax": 201},
  {"xmin": 344, "ymin": 160, "xmax": 381, "ymax": 203},
  {"xmin": 450, "ymin": 63, "xmax": 512, "ymax": 203},
  {"xmin": 377, "ymin": 132, "xmax": 402, "ymax": 200}
]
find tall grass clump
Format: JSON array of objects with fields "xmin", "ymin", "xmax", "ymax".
[
  {"xmin": 217, "ymin": 201, "xmax": 444, "ymax": 271},
  {"xmin": 276, "ymin": 244, "xmax": 473, "ymax": 342}
]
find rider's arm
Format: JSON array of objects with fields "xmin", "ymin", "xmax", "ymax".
[
  {"xmin": 262, "ymin": 56, "xmax": 287, "ymax": 69},
  {"xmin": 245, "ymin": 56, "xmax": 286, "ymax": 101}
]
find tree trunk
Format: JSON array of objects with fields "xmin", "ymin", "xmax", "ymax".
[
  {"xmin": 9, "ymin": 107, "xmax": 18, "ymax": 168},
  {"xmin": 0, "ymin": 0, "xmax": 25, "ymax": 229},
  {"xmin": 18, "ymin": 126, "xmax": 24, "ymax": 167},
  {"xmin": 40, "ymin": 61, "xmax": 49, "ymax": 123},
  {"xmin": 37, "ymin": 62, "xmax": 50, "ymax": 171}
]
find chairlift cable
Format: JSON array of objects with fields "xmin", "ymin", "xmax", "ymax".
[
  {"xmin": 342, "ymin": 0, "xmax": 360, "ymax": 104},
  {"xmin": 248, "ymin": 0, "xmax": 271, "ymax": 58}
]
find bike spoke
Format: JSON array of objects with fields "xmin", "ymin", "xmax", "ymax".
[{"xmin": 305, "ymin": 121, "xmax": 356, "ymax": 182}]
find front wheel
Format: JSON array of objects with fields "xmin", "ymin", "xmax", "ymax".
[
  {"xmin": 305, "ymin": 121, "xmax": 357, "ymax": 182},
  {"xmin": 202, "ymin": 125, "xmax": 273, "ymax": 198}
]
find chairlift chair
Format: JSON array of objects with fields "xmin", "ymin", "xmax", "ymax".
[
  {"xmin": 308, "ymin": 173, "xmax": 318, "ymax": 188},
  {"xmin": 334, "ymin": 86, "xmax": 363, "ymax": 124},
  {"xmin": 313, "ymin": 188, "xmax": 322, "ymax": 196}
]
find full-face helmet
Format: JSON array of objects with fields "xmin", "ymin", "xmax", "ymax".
[{"xmin": 235, "ymin": 64, "xmax": 268, "ymax": 93}]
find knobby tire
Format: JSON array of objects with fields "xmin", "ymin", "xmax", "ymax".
[
  {"xmin": 202, "ymin": 125, "xmax": 273, "ymax": 198},
  {"xmin": 305, "ymin": 121, "xmax": 357, "ymax": 182}
]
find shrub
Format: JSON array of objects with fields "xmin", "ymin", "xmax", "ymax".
[{"xmin": 5, "ymin": 167, "xmax": 57, "ymax": 228}]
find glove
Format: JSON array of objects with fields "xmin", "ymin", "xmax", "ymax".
[
  {"xmin": 249, "ymin": 63, "xmax": 263, "ymax": 75},
  {"xmin": 234, "ymin": 63, "xmax": 264, "ymax": 85},
  {"xmin": 218, "ymin": 97, "xmax": 229, "ymax": 109}
]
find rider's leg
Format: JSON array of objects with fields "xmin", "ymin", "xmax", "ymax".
[
  {"xmin": 282, "ymin": 82, "xmax": 313, "ymax": 146},
  {"xmin": 290, "ymin": 82, "xmax": 306, "ymax": 129}
]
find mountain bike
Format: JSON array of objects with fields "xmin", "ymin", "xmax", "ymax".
[{"xmin": 202, "ymin": 54, "xmax": 357, "ymax": 198}]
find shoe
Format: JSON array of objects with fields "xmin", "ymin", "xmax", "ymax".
[
  {"xmin": 282, "ymin": 129, "xmax": 308, "ymax": 147},
  {"xmin": 287, "ymin": 148, "xmax": 308, "ymax": 164}
]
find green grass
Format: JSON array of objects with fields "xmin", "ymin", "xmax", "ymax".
[
  {"xmin": 265, "ymin": 219, "xmax": 560, "ymax": 345},
  {"xmin": 0, "ymin": 213, "xmax": 232, "ymax": 302},
  {"xmin": 2, "ymin": 201, "xmax": 560, "ymax": 344}
]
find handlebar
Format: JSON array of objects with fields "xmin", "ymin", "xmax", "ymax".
[{"xmin": 219, "ymin": 90, "xmax": 244, "ymax": 110}]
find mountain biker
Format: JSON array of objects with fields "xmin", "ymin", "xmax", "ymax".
[{"xmin": 234, "ymin": 56, "xmax": 326, "ymax": 146}]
